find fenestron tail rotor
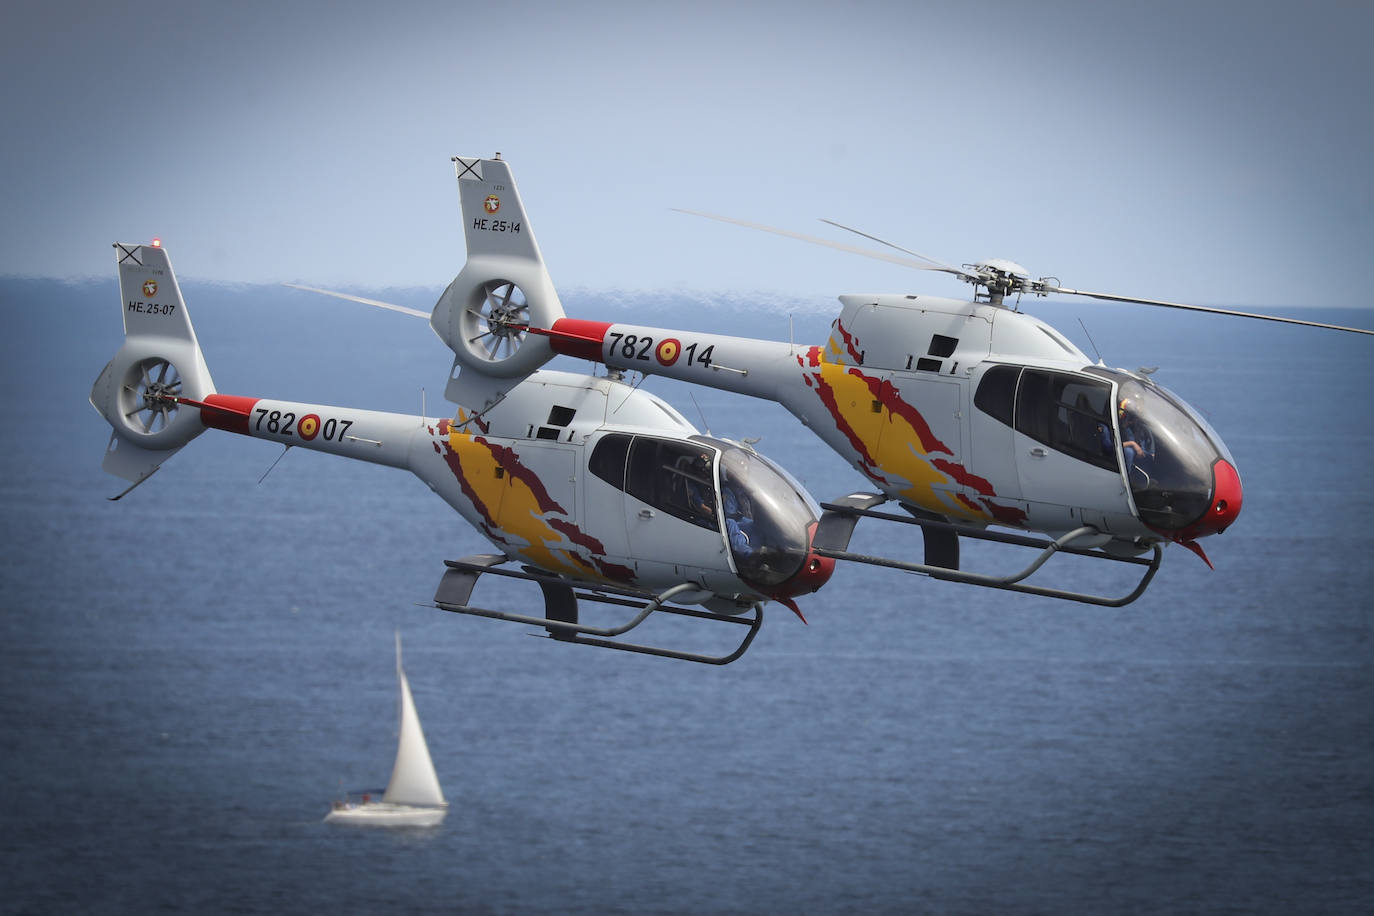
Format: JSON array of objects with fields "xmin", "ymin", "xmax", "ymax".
[
  {"xmin": 466, "ymin": 280, "xmax": 531, "ymax": 363},
  {"xmin": 120, "ymin": 357, "xmax": 183, "ymax": 435}
]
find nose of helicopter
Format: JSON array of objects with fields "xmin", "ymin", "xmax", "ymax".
[
  {"xmin": 1174, "ymin": 457, "xmax": 1243, "ymax": 547},
  {"xmin": 1198, "ymin": 458, "xmax": 1243, "ymax": 536},
  {"xmin": 765, "ymin": 522, "xmax": 837, "ymax": 613}
]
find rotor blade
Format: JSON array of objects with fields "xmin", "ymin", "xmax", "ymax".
[
  {"xmin": 673, "ymin": 209, "xmax": 956, "ymax": 275},
  {"xmin": 817, "ymin": 219, "xmax": 981, "ymax": 280},
  {"xmin": 1043, "ymin": 285, "xmax": 1374, "ymax": 336},
  {"xmin": 283, "ymin": 284, "xmax": 430, "ymax": 319}
]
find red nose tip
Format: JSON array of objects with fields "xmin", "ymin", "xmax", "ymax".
[
  {"xmin": 765, "ymin": 522, "xmax": 837, "ymax": 618},
  {"xmin": 1170, "ymin": 459, "xmax": 1242, "ymax": 568},
  {"xmin": 1202, "ymin": 458, "xmax": 1243, "ymax": 536},
  {"xmin": 1175, "ymin": 457, "xmax": 1243, "ymax": 544}
]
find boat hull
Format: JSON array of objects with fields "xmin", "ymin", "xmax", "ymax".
[{"xmin": 324, "ymin": 802, "xmax": 448, "ymax": 827}]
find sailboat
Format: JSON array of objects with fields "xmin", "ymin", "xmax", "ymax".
[{"xmin": 325, "ymin": 633, "xmax": 448, "ymax": 827}]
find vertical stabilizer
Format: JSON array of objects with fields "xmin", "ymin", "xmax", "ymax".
[
  {"xmin": 90, "ymin": 243, "xmax": 215, "ymax": 487},
  {"xmin": 431, "ymin": 155, "xmax": 566, "ymax": 409}
]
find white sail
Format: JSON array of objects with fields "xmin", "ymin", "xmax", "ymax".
[{"xmin": 381, "ymin": 633, "xmax": 446, "ymax": 808}]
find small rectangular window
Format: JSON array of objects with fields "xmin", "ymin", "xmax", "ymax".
[{"xmin": 928, "ymin": 334, "xmax": 958, "ymax": 358}]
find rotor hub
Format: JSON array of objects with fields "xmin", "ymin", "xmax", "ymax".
[
  {"xmin": 487, "ymin": 303, "xmax": 525, "ymax": 336},
  {"xmin": 143, "ymin": 378, "xmax": 178, "ymax": 408}
]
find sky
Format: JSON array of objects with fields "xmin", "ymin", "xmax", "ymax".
[{"xmin": 2, "ymin": 0, "xmax": 1371, "ymax": 310}]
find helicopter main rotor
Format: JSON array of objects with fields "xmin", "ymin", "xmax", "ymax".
[{"xmin": 680, "ymin": 210, "xmax": 1374, "ymax": 336}]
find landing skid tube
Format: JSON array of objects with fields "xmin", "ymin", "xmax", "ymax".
[
  {"xmin": 430, "ymin": 555, "xmax": 764, "ymax": 665},
  {"xmin": 814, "ymin": 495, "xmax": 1163, "ymax": 607}
]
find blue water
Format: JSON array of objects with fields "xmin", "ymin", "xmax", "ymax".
[{"xmin": 2, "ymin": 278, "xmax": 1372, "ymax": 914}]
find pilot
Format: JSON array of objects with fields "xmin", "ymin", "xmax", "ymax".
[
  {"xmin": 722, "ymin": 481, "xmax": 754, "ymax": 553},
  {"xmin": 1117, "ymin": 397, "xmax": 1153, "ymax": 474}
]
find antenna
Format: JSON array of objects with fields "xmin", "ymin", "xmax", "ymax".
[
  {"xmin": 689, "ymin": 392, "xmax": 712, "ymax": 436},
  {"xmin": 258, "ymin": 444, "xmax": 293, "ymax": 484},
  {"xmin": 610, "ymin": 372, "xmax": 649, "ymax": 415},
  {"xmin": 1077, "ymin": 317, "xmax": 1103, "ymax": 364}
]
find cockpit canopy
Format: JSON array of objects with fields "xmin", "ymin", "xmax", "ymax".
[
  {"xmin": 589, "ymin": 433, "xmax": 820, "ymax": 590},
  {"xmin": 1093, "ymin": 371, "xmax": 1235, "ymax": 531},
  {"xmin": 974, "ymin": 364, "xmax": 1234, "ymax": 532}
]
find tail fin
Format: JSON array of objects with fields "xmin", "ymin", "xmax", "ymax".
[
  {"xmin": 430, "ymin": 155, "xmax": 566, "ymax": 409},
  {"xmin": 89, "ymin": 243, "xmax": 215, "ymax": 490}
]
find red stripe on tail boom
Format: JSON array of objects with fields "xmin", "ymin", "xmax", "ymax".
[
  {"xmin": 198, "ymin": 395, "xmax": 259, "ymax": 435},
  {"xmin": 538, "ymin": 319, "xmax": 612, "ymax": 362}
]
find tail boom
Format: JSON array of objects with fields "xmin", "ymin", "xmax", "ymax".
[{"xmin": 188, "ymin": 394, "xmax": 426, "ymax": 471}]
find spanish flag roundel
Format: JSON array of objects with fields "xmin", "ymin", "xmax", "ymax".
[
  {"xmin": 298, "ymin": 413, "xmax": 321, "ymax": 441},
  {"xmin": 655, "ymin": 338, "xmax": 681, "ymax": 366}
]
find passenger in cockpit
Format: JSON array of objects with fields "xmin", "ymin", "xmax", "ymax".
[{"xmin": 682, "ymin": 452, "xmax": 717, "ymax": 527}]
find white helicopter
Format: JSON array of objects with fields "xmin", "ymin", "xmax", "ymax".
[
  {"xmin": 88, "ymin": 161, "xmax": 835, "ymax": 665},
  {"xmin": 427, "ymin": 155, "xmax": 1372, "ymax": 607}
]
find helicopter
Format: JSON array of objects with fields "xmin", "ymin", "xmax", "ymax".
[
  {"xmin": 88, "ymin": 178, "xmax": 836, "ymax": 665},
  {"xmin": 421, "ymin": 154, "xmax": 1372, "ymax": 608}
]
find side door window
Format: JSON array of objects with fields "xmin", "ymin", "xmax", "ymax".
[
  {"xmin": 1015, "ymin": 369, "xmax": 1116, "ymax": 471},
  {"xmin": 589, "ymin": 433, "xmax": 631, "ymax": 490},
  {"xmin": 627, "ymin": 438, "xmax": 719, "ymax": 531},
  {"xmin": 974, "ymin": 364, "xmax": 1020, "ymax": 427}
]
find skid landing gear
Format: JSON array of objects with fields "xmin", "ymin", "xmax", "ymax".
[
  {"xmin": 814, "ymin": 494, "xmax": 1163, "ymax": 607},
  {"xmin": 430, "ymin": 555, "xmax": 764, "ymax": 665}
]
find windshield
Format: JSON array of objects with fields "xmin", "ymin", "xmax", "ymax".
[
  {"xmin": 1112, "ymin": 379, "xmax": 1224, "ymax": 531},
  {"xmin": 695, "ymin": 436, "xmax": 817, "ymax": 588}
]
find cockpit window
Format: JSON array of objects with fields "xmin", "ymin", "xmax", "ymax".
[
  {"xmin": 699, "ymin": 437, "xmax": 815, "ymax": 589},
  {"xmin": 1114, "ymin": 380, "xmax": 1221, "ymax": 530},
  {"xmin": 1014, "ymin": 369, "xmax": 1117, "ymax": 471},
  {"xmin": 627, "ymin": 437, "xmax": 719, "ymax": 531},
  {"xmin": 1083, "ymin": 368, "xmax": 1229, "ymax": 530},
  {"xmin": 603, "ymin": 434, "xmax": 820, "ymax": 588}
]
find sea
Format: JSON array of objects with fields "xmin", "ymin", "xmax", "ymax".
[{"xmin": 2, "ymin": 276, "xmax": 1372, "ymax": 914}]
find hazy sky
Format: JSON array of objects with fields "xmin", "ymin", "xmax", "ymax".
[{"xmin": 3, "ymin": 0, "xmax": 1370, "ymax": 309}]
